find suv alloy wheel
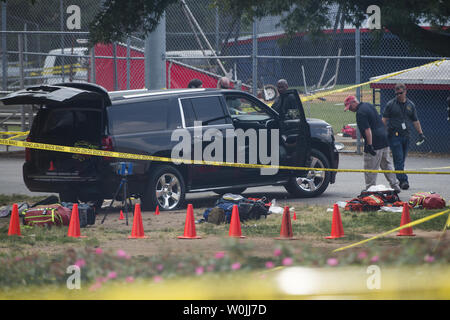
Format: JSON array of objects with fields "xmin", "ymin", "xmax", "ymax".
[
  {"xmin": 284, "ymin": 149, "xmax": 331, "ymax": 198},
  {"xmin": 141, "ymin": 165, "xmax": 186, "ymax": 211}
]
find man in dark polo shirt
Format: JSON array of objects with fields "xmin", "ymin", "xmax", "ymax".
[
  {"xmin": 272, "ymin": 79, "xmax": 298, "ymax": 120},
  {"xmin": 382, "ymin": 83, "xmax": 425, "ymax": 190},
  {"xmin": 344, "ymin": 95, "xmax": 401, "ymax": 193}
]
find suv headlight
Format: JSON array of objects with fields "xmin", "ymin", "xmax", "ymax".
[{"xmin": 326, "ymin": 125, "xmax": 333, "ymax": 137}]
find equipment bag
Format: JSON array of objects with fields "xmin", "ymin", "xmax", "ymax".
[
  {"xmin": 423, "ymin": 193, "xmax": 446, "ymax": 209},
  {"xmin": 203, "ymin": 194, "xmax": 269, "ymax": 223},
  {"xmin": 409, "ymin": 192, "xmax": 445, "ymax": 209},
  {"xmin": 359, "ymin": 190, "xmax": 400, "ymax": 205},
  {"xmin": 61, "ymin": 202, "xmax": 96, "ymax": 227},
  {"xmin": 21, "ymin": 204, "xmax": 71, "ymax": 227}
]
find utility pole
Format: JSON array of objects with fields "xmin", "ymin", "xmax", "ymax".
[{"xmin": 145, "ymin": 13, "xmax": 166, "ymax": 90}]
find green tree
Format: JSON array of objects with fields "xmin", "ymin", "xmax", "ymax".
[
  {"xmin": 215, "ymin": 0, "xmax": 450, "ymax": 56},
  {"xmin": 9, "ymin": 0, "xmax": 450, "ymax": 55}
]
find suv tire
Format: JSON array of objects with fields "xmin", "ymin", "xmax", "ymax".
[
  {"xmin": 141, "ymin": 165, "xmax": 186, "ymax": 211},
  {"xmin": 284, "ymin": 149, "xmax": 331, "ymax": 198}
]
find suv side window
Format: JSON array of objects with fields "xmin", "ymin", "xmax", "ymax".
[
  {"xmin": 181, "ymin": 96, "xmax": 229, "ymax": 127},
  {"xmin": 109, "ymin": 99, "xmax": 170, "ymax": 135}
]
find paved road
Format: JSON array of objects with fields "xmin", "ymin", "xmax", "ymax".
[{"xmin": 0, "ymin": 153, "xmax": 448, "ymax": 208}]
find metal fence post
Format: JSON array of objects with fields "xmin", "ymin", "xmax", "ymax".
[
  {"xmin": 90, "ymin": 46, "xmax": 96, "ymax": 84},
  {"xmin": 126, "ymin": 37, "xmax": 131, "ymax": 90},
  {"xmin": 215, "ymin": 7, "xmax": 219, "ymax": 53},
  {"xmin": 60, "ymin": 0, "xmax": 65, "ymax": 82},
  {"xmin": 18, "ymin": 33, "xmax": 25, "ymax": 131},
  {"xmin": 252, "ymin": 18, "xmax": 258, "ymax": 96},
  {"xmin": 113, "ymin": 42, "xmax": 118, "ymax": 91},
  {"xmin": 1, "ymin": 2, "xmax": 7, "ymax": 91},
  {"xmin": 355, "ymin": 26, "xmax": 362, "ymax": 154}
]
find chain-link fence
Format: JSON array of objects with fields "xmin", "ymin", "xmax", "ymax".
[{"xmin": 1, "ymin": 0, "xmax": 449, "ymax": 153}]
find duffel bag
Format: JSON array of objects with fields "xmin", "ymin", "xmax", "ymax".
[
  {"xmin": 22, "ymin": 204, "xmax": 71, "ymax": 227},
  {"xmin": 61, "ymin": 202, "xmax": 96, "ymax": 227},
  {"xmin": 423, "ymin": 194, "xmax": 446, "ymax": 209}
]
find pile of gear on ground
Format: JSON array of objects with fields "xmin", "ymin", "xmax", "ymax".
[
  {"xmin": 0, "ymin": 195, "xmax": 96, "ymax": 228},
  {"xmin": 342, "ymin": 185, "xmax": 446, "ymax": 212}
]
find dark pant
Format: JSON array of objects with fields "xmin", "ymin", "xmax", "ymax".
[{"xmin": 388, "ymin": 135, "xmax": 409, "ymax": 183}]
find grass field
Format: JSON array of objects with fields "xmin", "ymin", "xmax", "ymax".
[{"xmin": 0, "ymin": 193, "xmax": 448, "ymax": 299}]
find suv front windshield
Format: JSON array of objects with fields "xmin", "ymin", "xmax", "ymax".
[{"xmin": 225, "ymin": 96, "xmax": 271, "ymax": 121}]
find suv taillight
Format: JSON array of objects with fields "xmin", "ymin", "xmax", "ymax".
[
  {"xmin": 101, "ymin": 136, "xmax": 113, "ymax": 160},
  {"xmin": 25, "ymin": 136, "xmax": 31, "ymax": 162}
]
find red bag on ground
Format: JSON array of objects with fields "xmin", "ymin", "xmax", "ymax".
[
  {"xmin": 423, "ymin": 194, "xmax": 446, "ymax": 209},
  {"xmin": 409, "ymin": 192, "xmax": 445, "ymax": 209},
  {"xmin": 408, "ymin": 192, "xmax": 431, "ymax": 207},
  {"xmin": 21, "ymin": 204, "xmax": 71, "ymax": 227}
]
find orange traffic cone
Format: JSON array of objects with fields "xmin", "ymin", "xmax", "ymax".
[
  {"xmin": 325, "ymin": 204, "xmax": 345, "ymax": 239},
  {"xmin": 397, "ymin": 203, "xmax": 416, "ymax": 236},
  {"xmin": 178, "ymin": 204, "xmax": 201, "ymax": 239},
  {"xmin": 119, "ymin": 210, "xmax": 124, "ymax": 220},
  {"xmin": 154, "ymin": 205, "xmax": 160, "ymax": 216},
  {"xmin": 275, "ymin": 206, "xmax": 298, "ymax": 240},
  {"xmin": 8, "ymin": 203, "xmax": 22, "ymax": 236},
  {"xmin": 48, "ymin": 161, "xmax": 55, "ymax": 171},
  {"xmin": 68, "ymin": 204, "xmax": 87, "ymax": 238},
  {"xmin": 229, "ymin": 205, "xmax": 246, "ymax": 238},
  {"xmin": 128, "ymin": 203, "xmax": 148, "ymax": 239}
]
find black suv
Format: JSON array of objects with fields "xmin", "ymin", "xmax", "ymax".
[{"xmin": 1, "ymin": 83, "xmax": 339, "ymax": 210}]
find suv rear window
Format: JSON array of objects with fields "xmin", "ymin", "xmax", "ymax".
[
  {"xmin": 181, "ymin": 96, "xmax": 229, "ymax": 127},
  {"xmin": 109, "ymin": 99, "xmax": 173, "ymax": 135},
  {"xmin": 35, "ymin": 108, "xmax": 102, "ymax": 143}
]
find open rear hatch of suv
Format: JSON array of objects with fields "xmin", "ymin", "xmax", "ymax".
[{"xmin": 0, "ymin": 84, "xmax": 110, "ymax": 188}]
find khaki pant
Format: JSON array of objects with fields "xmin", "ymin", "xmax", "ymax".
[{"xmin": 364, "ymin": 147, "xmax": 400, "ymax": 191}]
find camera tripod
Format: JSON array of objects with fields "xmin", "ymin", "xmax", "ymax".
[{"xmin": 101, "ymin": 165, "xmax": 134, "ymax": 226}]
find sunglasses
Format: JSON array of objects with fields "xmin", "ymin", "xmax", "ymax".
[{"xmin": 395, "ymin": 91, "xmax": 405, "ymax": 95}]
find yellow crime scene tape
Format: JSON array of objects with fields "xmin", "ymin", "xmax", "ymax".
[
  {"xmin": 300, "ymin": 58, "xmax": 447, "ymax": 102},
  {"xmin": 333, "ymin": 209, "xmax": 450, "ymax": 253},
  {"xmin": 0, "ymin": 137, "xmax": 450, "ymax": 176}
]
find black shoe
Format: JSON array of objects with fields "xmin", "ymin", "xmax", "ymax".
[{"xmin": 400, "ymin": 181, "xmax": 409, "ymax": 190}]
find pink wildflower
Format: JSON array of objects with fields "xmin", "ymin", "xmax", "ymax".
[
  {"xmin": 424, "ymin": 254, "xmax": 435, "ymax": 263},
  {"xmin": 107, "ymin": 271, "xmax": 117, "ymax": 279},
  {"xmin": 265, "ymin": 261, "xmax": 275, "ymax": 269},
  {"xmin": 94, "ymin": 248, "xmax": 103, "ymax": 255},
  {"xmin": 357, "ymin": 251, "xmax": 368, "ymax": 260},
  {"xmin": 282, "ymin": 257, "xmax": 293, "ymax": 266},
  {"xmin": 327, "ymin": 258, "xmax": 339, "ymax": 266},
  {"xmin": 74, "ymin": 259, "xmax": 86, "ymax": 268},
  {"xmin": 231, "ymin": 262, "xmax": 241, "ymax": 270},
  {"xmin": 273, "ymin": 248, "xmax": 282, "ymax": 257},
  {"xmin": 370, "ymin": 255, "xmax": 379, "ymax": 263},
  {"xmin": 117, "ymin": 249, "xmax": 130, "ymax": 259},
  {"xmin": 215, "ymin": 251, "xmax": 225, "ymax": 259},
  {"xmin": 153, "ymin": 275, "xmax": 163, "ymax": 283},
  {"xmin": 195, "ymin": 266, "xmax": 204, "ymax": 275}
]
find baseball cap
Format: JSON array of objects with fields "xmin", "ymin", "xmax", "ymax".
[{"xmin": 344, "ymin": 95, "xmax": 356, "ymax": 111}]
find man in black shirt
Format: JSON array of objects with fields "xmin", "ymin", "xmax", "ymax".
[
  {"xmin": 382, "ymin": 83, "xmax": 425, "ymax": 190},
  {"xmin": 344, "ymin": 95, "xmax": 401, "ymax": 192},
  {"xmin": 272, "ymin": 79, "xmax": 298, "ymax": 120}
]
